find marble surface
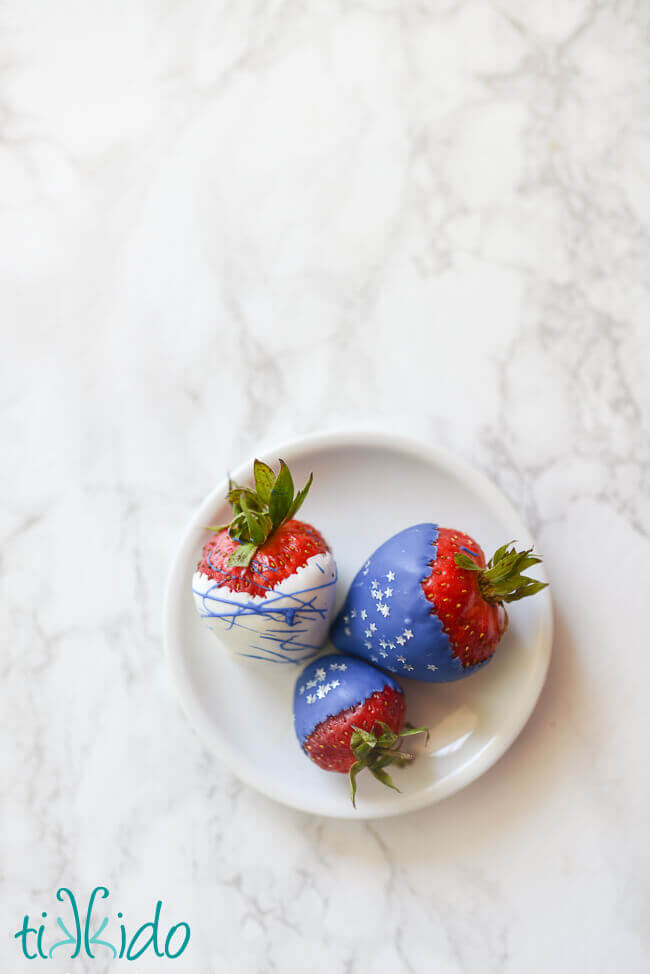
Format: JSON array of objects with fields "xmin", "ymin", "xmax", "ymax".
[{"xmin": 2, "ymin": 1, "xmax": 649, "ymax": 971}]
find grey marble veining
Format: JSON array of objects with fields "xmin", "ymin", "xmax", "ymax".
[{"xmin": 1, "ymin": 1, "xmax": 649, "ymax": 971}]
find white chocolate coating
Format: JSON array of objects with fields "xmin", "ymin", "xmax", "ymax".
[{"xmin": 192, "ymin": 551, "xmax": 337, "ymax": 665}]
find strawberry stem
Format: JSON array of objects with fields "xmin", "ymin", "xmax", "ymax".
[
  {"xmin": 454, "ymin": 542, "xmax": 548, "ymax": 605},
  {"xmin": 348, "ymin": 722, "xmax": 429, "ymax": 808},
  {"xmin": 217, "ymin": 459, "xmax": 313, "ymax": 568}
]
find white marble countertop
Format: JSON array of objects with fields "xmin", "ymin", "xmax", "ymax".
[{"xmin": 2, "ymin": 1, "xmax": 649, "ymax": 971}]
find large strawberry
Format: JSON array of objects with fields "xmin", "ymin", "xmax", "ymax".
[
  {"xmin": 192, "ymin": 459, "xmax": 337, "ymax": 665},
  {"xmin": 293, "ymin": 653, "xmax": 427, "ymax": 806},
  {"xmin": 330, "ymin": 524, "xmax": 546, "ymax": 682}
]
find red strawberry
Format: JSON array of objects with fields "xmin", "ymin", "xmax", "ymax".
[
  {"xmin": 422, "ymin": 529, "xmax": 502, "ymax": 667},
  {"xmin": 422, "ymin": 529, "xmax": 546, "ymax": 669},
  {"xmin": 293, "ymin": 654, "xmax": 428, "ymax": 806},
  {"xmin": 193, "ymin": 459, "xmax": 337, "ymax": 665},
  {"xmin": 331, "ymin": 523, "xmax": 546, "ymax": 681},
  {"xmin": 198, "ymin": 519, "xmax": 329, "ymax": 599},
  {"xmin": 306, "ymin": 686, "xmax": 406, "ymax": 773}
]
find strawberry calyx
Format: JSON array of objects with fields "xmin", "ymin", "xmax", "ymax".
[
  {"xmin": 454, "ymin": 541, "xmax": 548, "ymax": 605},
  {"xmin": 208, "ymin": 459, "xmax": 313, "ymax": 569},
  {"xmin": 348, "ymin": 722, "xmax": 429, "ymax": 808}
]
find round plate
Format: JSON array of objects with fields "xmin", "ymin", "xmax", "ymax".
[{"xmin": 164, "ymin": 430, "xmax": 552, "ymax": 819}]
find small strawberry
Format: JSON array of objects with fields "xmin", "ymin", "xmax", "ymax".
[
  {"xmin": 330, "ymin": 523, "xmax": 547, "ymax": 682},
  {"xmin": 293, "ymin": 653, "xmax": 428, "ymax": 806},
  {"xmin": 193, "ymin": 459, "xmax": 337, "ymax": 665}
]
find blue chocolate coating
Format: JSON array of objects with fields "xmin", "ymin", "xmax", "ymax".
[
  {"xmin": 293, "ymin": 653, "xmax": 402, "ymax": 747},
  {"xmin": 330, "ymin": 523, "xmax": 484, "ymax": 682}
]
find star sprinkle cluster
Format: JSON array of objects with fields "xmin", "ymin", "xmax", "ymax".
[
  {"xmin": 297, "ymin": 659, "xmax": 348, "ymax": 705},
  {"xmin": 339, "ymin": 568, "xmax": 422, "ymax": 673}
]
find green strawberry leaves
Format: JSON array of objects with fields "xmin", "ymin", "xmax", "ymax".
[
  {"xmin": 253, "ymin": 459, "xmax": 275, "ymax": 504},
  {"xmin": 454, "ymin": 553, "xmax": 484, "ymax": 572},
  {"xmin": 227, "ymin": 543, "xmax": 258, "ymax": 568},
  {"xmin": 348, "ymin": 760, "xmax": 364, "ymax": 803},
  {"xmin": 454, "ymin": 542, "xmax": 548, "ymax": 605},
  {"xmin": 348, "ymin": 721, "xmax": 429, "ymax": 808},
  {"xmin": 370, "ymin": 762, "xmax": 401, "ymax": 794},
  {"xmin": 286, "ymin": 472, "xmax": 313, "ymax": 522},
  {"xmin": 269, "ymin": 460, "xmax": 294, "ymax": 529},
  {"xmin": 214, "ymin": 459, "xmax": 314, "ymax": 568}
]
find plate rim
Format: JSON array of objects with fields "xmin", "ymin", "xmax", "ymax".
[{"xmin": 163, "ymin": 428, "xmax": 553, "ymax": 819}]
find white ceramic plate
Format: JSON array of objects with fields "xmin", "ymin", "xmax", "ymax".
[{"xmin": 164, "ymin": 430, "xmax": 552, "ymax": 819}]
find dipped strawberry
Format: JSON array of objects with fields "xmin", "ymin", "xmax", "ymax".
[
  {"xmin": 192, "ymin": 459, "xmax": 337, "ymax": 665},
  {"xmin": 293, "ymin": 653, "xmax": 427, "ymax": 806},
  {"xmin": 330, "ymin": 524, "xmax": 546, "ymax": 682}
]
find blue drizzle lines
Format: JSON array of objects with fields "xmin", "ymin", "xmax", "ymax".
[{"xmin": 193, "ymin": 560, "xmax": 337, "ymax": 664}]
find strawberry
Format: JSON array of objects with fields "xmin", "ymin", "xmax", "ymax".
[
  {"xmin": 197, "ymin": 519, "xmax": 329, "ymax": 599},
  {"xmin": 330, "ymin": 523, "xmax": 547, "ymax": 682},
  {"xmin": 293, "ymin": 653, "xmax": 427, "ymax": 806},
  {"xmin": 192, "ymin": 459, "xmax": 337, "ymax": 665}
]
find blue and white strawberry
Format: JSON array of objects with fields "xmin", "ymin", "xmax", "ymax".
[
  {"xmin": 330, "ymin": 524, "xmax": 547, "ymax": 682},
  {"xmin": 293, "ymin": 653, "xmax": 427, "ymax": 806},
  {"xmin": 192, "ymin": 459, "xmax": 337, "ymax": 665}
]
